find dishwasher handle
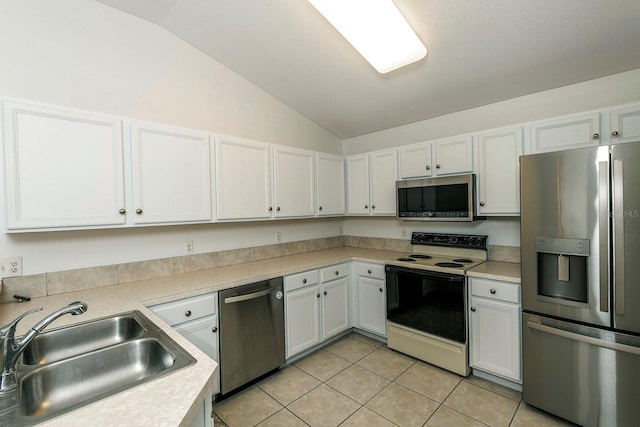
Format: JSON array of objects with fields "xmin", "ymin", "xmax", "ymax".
[{"xmin": 224, "ymin": 287, "xmax": 278, "ymax": 304}]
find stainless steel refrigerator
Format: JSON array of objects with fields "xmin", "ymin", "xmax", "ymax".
[{"xmin": 521, "ymin": 141, "xmax": 640, "ymax": 427}]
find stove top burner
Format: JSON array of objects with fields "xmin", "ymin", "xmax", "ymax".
[
  {"xmin": 452, "ymin": 258, "xmax": 473, "ymax": 264},
  {"xmin": 409, "ymin": 254, "xmax": 432, "ymax": 259},
  {"xmin": 397, "ymin": 257, "xmax": 417, "ymax": 262},
  {"xmin": 435, "ymin": 262, "xmax": 464, "ymax": 268}
]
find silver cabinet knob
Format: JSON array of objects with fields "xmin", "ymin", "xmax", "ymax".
[
  {"xmin": 436, "ymin": 164, "xmax": 441, "ymax": 169},
  {"xmin": 426, "ymin": 165, "xmax": 431, "ymax": 170},
  {"xmin": 316, "ymin": 293, "xmax": 320, "ymax": 298},
  {"xmin": 368, "ymin": 269, "xmax": 372, "ymax": 274},
  {"xmin": 593, "ymin": 133, "xmax": 600, "ymax": 140},
  {"xmin": 372, "ymin": 205, "xmax": 376, "ymax": 209},
  {"xmin": 185, "ymin": 310, "xmax": 192, "ymax": 317},
  {"xmin": 302, "ymin": 279, "xmax": 307, "ymax": 284},
  {"xmin": 612, "ymin": 131, "xmax": 619, "ymax": 138},
  {"xmin": 319, "ymin": 206, "xmax": 323, "ymax": 211},
  {"xmin": 119, "ymin": 208, "xmax": 126, "ymax": 214},
  {"xmin": 323, "ymin": 290, "xmax": 327, "ymax": 296},
  {"xmin": 335, "ymin": 271, "xmax": 339, "ymax": 276},
  {"xmin": 364, "ymin": 205, "xmax": 368, "ymax": 209},
  {"xmin": 379, "ymin": 288, "xmax": 383, "ymax": 292},
  {"xmin": 470, "ymin": 306, "xmax": 476, "ymax": 312},
  {"xmin": 135, "ymin": 209, "xmax": 143, "ymax": 214},
  {"xmin": 212, "ymin": 326, "xmax": 218, "ymax": 333},
  {"xmin": 479, "ymin": 202, "xmax": 485, "ymax": 206},
  {"xmin": 490, "ymin": 288, "xmax": 496, "ymax": 294},
  {"xmin": 276, "ymin": 207, "xmax": 281, "ymax": 211},
  {"xmin": 268, "ymin": 207, "xmax": 273, "ymax": 211}
]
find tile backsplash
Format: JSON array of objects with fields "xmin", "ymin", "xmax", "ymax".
[{"xmin": 0, "ymin": 235, "xmax": 519, "ymax": 302}]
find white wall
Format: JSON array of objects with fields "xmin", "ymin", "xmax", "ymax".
[
  {"xmin": 0, "ymin": 0, "xmax": 345, "ymax": 276},
  {"xmin": 343, "ymin": 69, "xmax": 640, "ymax": 155}
]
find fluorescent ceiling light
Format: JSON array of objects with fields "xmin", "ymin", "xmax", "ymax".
[{"xmin": 308, "ymin": 0, "xmax": 427, "ymax": 74}]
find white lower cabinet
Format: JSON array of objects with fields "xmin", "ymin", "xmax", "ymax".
[
  {"xmin": 150, "ymin": 293, "xmax": 219, "ymax": 427},
  {"xmin": 469, "ymin": 278, "xmax": 521, "ymax": 383},
  {"xmin": 285, "ymin": 263, "xmax": 350, "ymax": 358},
  {"xmin": 356, "ymin": 263, "xmax": 386, "ymax": 336}
]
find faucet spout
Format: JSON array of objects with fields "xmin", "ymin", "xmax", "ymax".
[{"xmin": 0, "ymin": 301, "xmax": 88, "ymax": 392}]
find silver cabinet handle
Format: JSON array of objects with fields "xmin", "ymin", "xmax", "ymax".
[
  {"xmin": 335, "ymin": 271, "xmax": 339, "ymax": 276},
  {"xmin": 135, "ymin": 209, "xmax": 143, "ymax": 214},
  {"xmin": 302, "ymin": 278, "xmax": 307, "ymax": 284},
  {"xmin": 364, "ymin": 205, "xmax": 368, "ymax": 209},
  {"xmin": 119, "ymin": 208, "xmax": 126, "ymax": 214},
  {"xmin": 276, "ymin": 207, "xmax": 281, "ymax": 211},
  {"xmin": 379, "ymin": 288, "xmax": 383, "ymax": 292},
  {"xmin": 490, "ymin": 289, "xmax": 496, "ymax": 294},
  {"xmin": 612, "ymin": 131, "xmax": 619, "ymax": 138},
  {"xmin": 185, "ymin": 310, "xmax": 192, "ymax": 317},
  {"xmin": 224, "ymin": 287, "xmax": 275, "ymax": 304},
  {"xmin": 593, "ymin": 133, "xmax": 600, "ymax": 140},
  {"xmin": 613, "ymin": 159, "xmax": 625, "ymax": 315},
  {"xmin": 436, "ymin": 164, "xmax": 441, "ymax": 169},
  {"xmin": 316, "ymin": 293, "xmax": 320, "ymax": 298},
  {"xmin": 368, "ymin": 269, "xmax": 372, "ymax": 274},
  {"xmin": 323, "ymin": 291, "xmax": 327, "ymax": 296},
  {"xmin": 212, "ymin": 326, "xmax": 218, "ymax": 333},
  {"xmin": 479, "ymin": 202, "xmax": 485, "ymax": 206},
  {"xmin": 319, "ymin": 206, "xmax": 323, "ymax": 211},
  {"xmin": 372, "ymin": 205, "xmax": 376, "ymax": 209},
  {"xmin": 426, "ymin": 165, "xmax": 431, "ymax": 170},
  {"xmin": 268, "ymin": 207, "xmax": 273, "ymax": 211},
  {"xmin": 470, "ymin": 307, "xmax": 476, "ymax": 312}
]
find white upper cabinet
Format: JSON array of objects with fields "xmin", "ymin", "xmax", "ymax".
[
  {"xmin": 477, "ymin": 126, "xmax": 523, "ymax": 215},
  {"xmin": 131, "ymin": 122, "xmax": 212, "ymax": 224},
  {"xmin": 215, "ymin": 136, "xmax": 272, "ymax": 220},
  {"xmin": 346, "ymin": 149, "xmax": 397, "ymax": 216},
  {"xmin": 273, "ymin": 146, "xmax": 315, "ymax": 218},
  {"xmin": 2, "ymin": 100, "xmax": 126, "ymax": 230},
  {"xmin": 528, "ymin": 111, "xmax": 601, "ymax": 153},
  {"xmin": 399, "ymin": 135, "xmax": 473, "ymax": 179},
  {"xmin": 316, "ymin": 153, "xmax": 345, "ymax": 216},
  {"xmin": 609, "ymin": 102, "xmax": 640, "ymax": 144}
]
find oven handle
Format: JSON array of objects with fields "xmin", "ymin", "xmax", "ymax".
[{"xmin": 385, "ymin": 265, "xmax": 464, "ymax": 281}]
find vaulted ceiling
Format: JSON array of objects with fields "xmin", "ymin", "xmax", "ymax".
[{"xmin": 96, "ymin": 0, "xmax": 640, "ymax": 138}]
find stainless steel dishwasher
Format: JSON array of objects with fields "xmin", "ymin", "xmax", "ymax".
[{"xmin": 218, "ymin": 277, "xmax": 285, "ymax": 395}]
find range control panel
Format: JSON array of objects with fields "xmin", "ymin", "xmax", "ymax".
[{"xmin": 411, "ymin": 232, "xmax": 488, "ymax": 249}]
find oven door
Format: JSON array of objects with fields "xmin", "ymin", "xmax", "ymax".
[{"xmin": 385, "ymin": 265, "xmax": 466, "ymax": 343}]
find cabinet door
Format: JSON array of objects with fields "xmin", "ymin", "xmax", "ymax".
[
  {"xmin": 357, "ymin": 277, "xmax": 386, "ymax": 336},
  {"xmin": 273, "ymin": 146, "xmax": 315, "ymax": 218},
  {"xmin": 369, "ymin": 149, "xmax": 398, "ymax": 215},
  {"xmin": 477, "ymin": 127, "xmax": 523, "ymax": 215},
  {"xmin": 174, "ymin": 315, "xmax": 220, "ymax": 395},
  {"xmin": 433, "ymin": 136, "xmax": 473, "ymax": 175},
  {"xmin": 469, "ymin": 297, "xmax": 521, "ymax": 383},
  {"xmin": 285, "ymin": 285, "xmax": 321, "ymax": 358},
  {"xmin": 186, "ymin": 399, "xmax": 211, "ymax": 427},
  {"xmin": 399, "ymin": 143, "xmax": 432, "ymax": 178},
  {"xmin": 215, "ymin": 137, "xmax": 272, "ymax": 220},
  {"xmin": 529, "ymin": 112, "xmax": 601, "ymax": 153},
  {"xmin": 610, "ymin": 103, "xmax": 640, "ymax": 144},
  {"xmin": 316, "ymin": 153, "xmax": 345, "ymax": 216},
  {"xmin": 2, "ymin": 101, "xmax": 126, "ymax": 230},
  {"xmin": 346, "ymin": 154, "xmax": 370, "ymax": 214},
  {"xmin": 131, "ymin": 122, "xmax": 212, "ymax": 224},
  {"xmin": 322, "ymin": 277, "xmax": 349, "ymax": 339}
]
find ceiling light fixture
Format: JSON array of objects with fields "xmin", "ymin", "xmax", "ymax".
[{"xmin": 308, "ymin": 0, "xmax": 427, "ymax": 74}]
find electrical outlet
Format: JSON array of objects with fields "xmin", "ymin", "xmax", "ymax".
[
  {"xmin": 184, "ymin": 241, "xmax": 193, "ymax": 255},
  {"xmin": 0, "ymin": 256, "xmax": 23, "ymax": 278},
  {"xmin": 401, "ymin": 228, "xmax": 408, "ymax": 239},
  {"xmin": 275, "ymin": 232, "xmax": 282, "ymax": 243}
]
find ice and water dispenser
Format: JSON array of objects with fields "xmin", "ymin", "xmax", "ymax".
[{"xmin": 535, "ymin": 237, "xmax": 589, "ymax": 304}]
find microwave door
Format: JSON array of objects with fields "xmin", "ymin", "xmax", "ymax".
[{"xmin": 612, "ymin": 141, "xmax": 640, "ymax": 334}]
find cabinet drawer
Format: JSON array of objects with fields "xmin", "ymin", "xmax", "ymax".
[
  {"xmin": 151, "ymin": 293, "xmax": 217, "ymax": 326},
  {"xmin": 471, "ymin": 278, "xmax": 520, "ymax": 304},
  {"xmin": 357, "ymin": 263, "xmax": 385, "ymax": 280},
  {"xmin": 285, "ymin": 269, "xmax": 320, "ymax": 292},
  {"xmin": 320, "ymin": 263, "xmax": 349, "ymax": 282}
]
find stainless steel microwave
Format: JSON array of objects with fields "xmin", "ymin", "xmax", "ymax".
[{"xmin": 396, "ymin": 174, "xmax": 483, "ymax": 222}]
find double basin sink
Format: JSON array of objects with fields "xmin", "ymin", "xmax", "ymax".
[{"xmin": 10, "ymin": 310, "xmax": 195, "ymax": 425}]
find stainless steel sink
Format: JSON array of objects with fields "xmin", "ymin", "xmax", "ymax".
[
  {"xmin": 22, "ymin": 313, "xmax": 146, "ymax": 365},
  {"xmin": 11, "ymin": 310, "xmax": 195, "ymax": 426}
]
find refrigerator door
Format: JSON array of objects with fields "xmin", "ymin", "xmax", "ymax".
[
  {"xmin": 611, "ymin": 141, "xmax": 640, "ymax": 334},
  {"xmin": 520, "ymin": 146, "xmax": 610, "ymax": 327},
  {"xmin": 523, "ymin": 313, "xmax": 640, "ymax": 427}
]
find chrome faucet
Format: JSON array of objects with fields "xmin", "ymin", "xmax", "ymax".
[{"xmin": 0, "ymin": 301, "xmax": 88, "ymax": 392}]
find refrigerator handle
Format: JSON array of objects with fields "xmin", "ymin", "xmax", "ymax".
[
  {"xmin": 526, "ymin": 319, "xmax": 640, "ymax": 356},
  {"xmin": 613, "ymin": 160, "xmax": 625, "ymax": 315},
  {"xmin": 598, "ymin": 161, "xmax": 609, "ymax": 313}
]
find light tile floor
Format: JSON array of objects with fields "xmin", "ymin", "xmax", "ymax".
[{"xmin": 213, "ymin": 333, "xmax": 575, "ymax": 427}]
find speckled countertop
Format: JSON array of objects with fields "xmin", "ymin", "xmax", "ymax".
[{"xmin": 0, "ymin": 246, "xmax": 519, "ymax": 425}]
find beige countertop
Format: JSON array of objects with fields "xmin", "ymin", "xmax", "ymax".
[{"xmin": 0, "ymin": 246, "xmax": 520, "ymax": 425}]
